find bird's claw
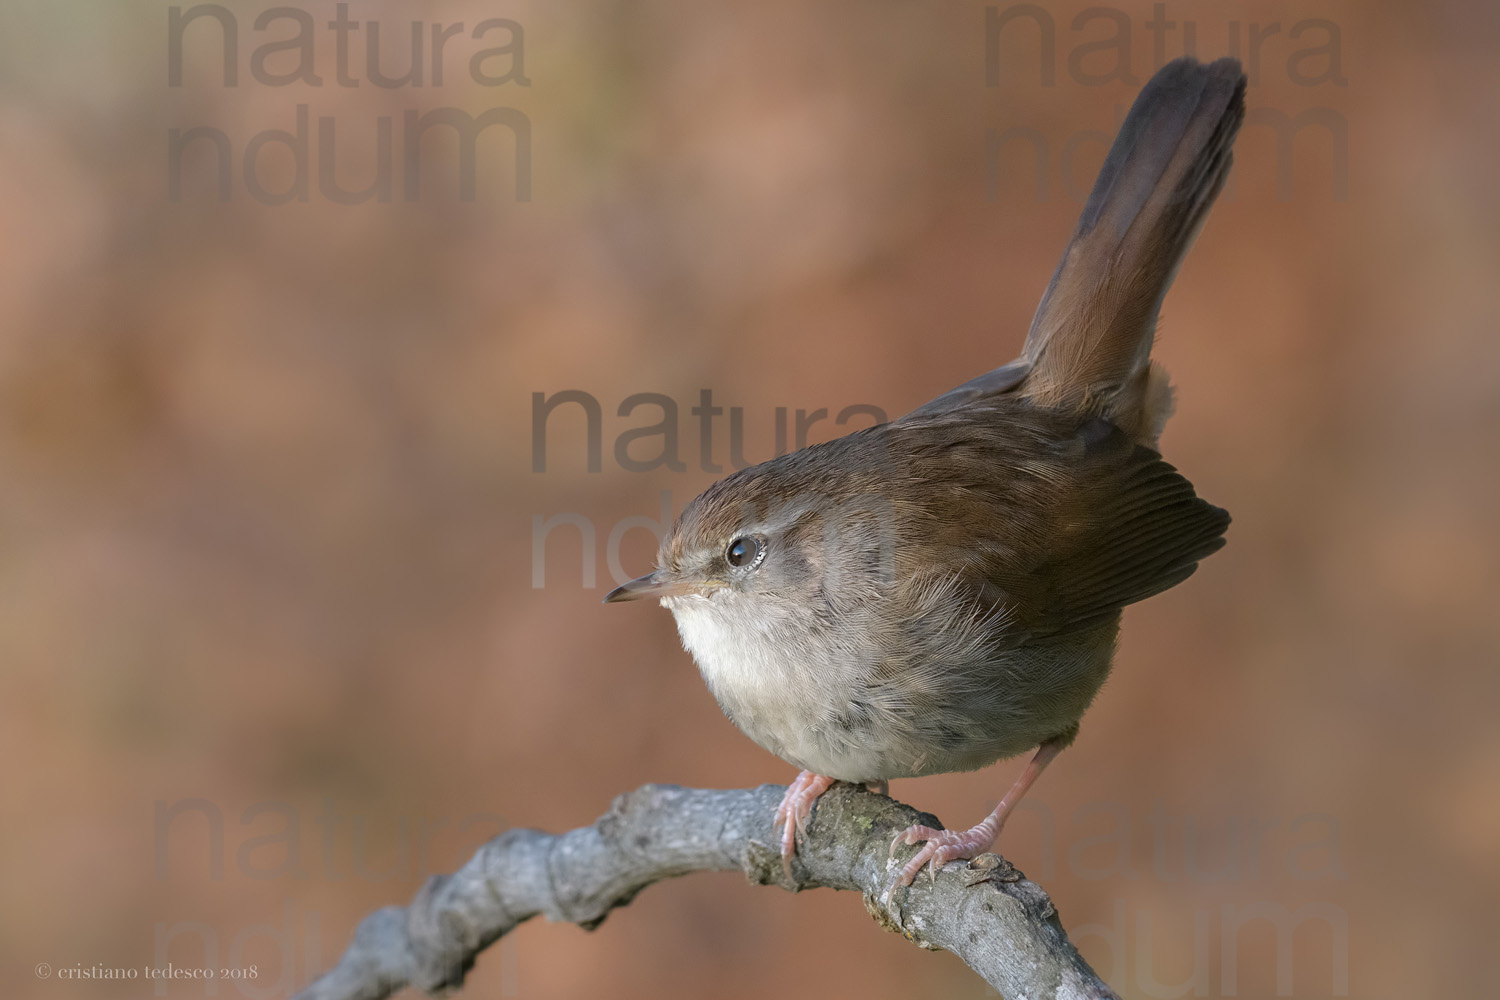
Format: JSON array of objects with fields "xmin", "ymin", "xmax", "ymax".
[
  {"xmin": 888, "ymin": 824, "xmax": 944, "ymax": 859},
  {"xmin": 888, "ymin": 823, "xmax": 997, "ymax": 889},
  {"xmin": 773, "ymin": 772, "xmax": 835, "ymax": 878}
]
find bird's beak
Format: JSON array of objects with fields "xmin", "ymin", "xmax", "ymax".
[{"xmin": 603, "ymin": 570, "xmax": 711, "ymax": 603}]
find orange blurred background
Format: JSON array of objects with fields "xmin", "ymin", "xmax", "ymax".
[{"xmin": 2, "ymin": 1, "xmax": 1496, "ymax": 998}]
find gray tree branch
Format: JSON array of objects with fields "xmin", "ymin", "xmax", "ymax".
[{"xmin": 294, "ymin": 782, "xmax": 1119, "ymax": 1000}]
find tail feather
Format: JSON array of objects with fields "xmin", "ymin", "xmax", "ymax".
[{"xmin": 1019, "ymin": 57, "xmax": 1246, "ymax": 443}]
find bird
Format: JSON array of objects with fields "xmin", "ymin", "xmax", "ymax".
[{"xmin": 605, "ymin": 56, "xmax": 1245, "ymax": 892}]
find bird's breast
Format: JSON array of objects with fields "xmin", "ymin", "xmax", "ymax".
[
  {"xmin": 664, "ymin": 593, "xmax": 893, "ymax": 781},
  {"xmin": 663, "ymin": 589, "xmax": 1116, "ymax": 782}
]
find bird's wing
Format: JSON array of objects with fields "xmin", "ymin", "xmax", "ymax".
[
  {"xmin": 903, "ymin": 359, "xmax": 1032, "ymax": 420},
  {"xmin": 891, "ymin": 408, "xmax": 1228, "ymax": 641}
]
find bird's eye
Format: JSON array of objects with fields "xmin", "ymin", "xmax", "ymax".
[{"xmin": 725, "ymin": 536, "xmax": 762, "ymax": 568}]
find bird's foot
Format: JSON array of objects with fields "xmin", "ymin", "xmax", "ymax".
[
  {"xmin": 773, "ymin": 771, "xmax": 835, "ymax": 878},
  {"xmin": 882, "ymin": 732, "xmax": 1075, "ymax": 907},
  {"xmin": 889, "ymin": 819, "xmax": 999, "ymax": 889}
]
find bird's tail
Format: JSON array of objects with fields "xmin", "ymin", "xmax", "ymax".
[{"xmin": 1018, "ymin": 57, "xmax": 1246, "ymax": 445}]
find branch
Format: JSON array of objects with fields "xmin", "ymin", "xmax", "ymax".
[{"xmin": 295, "ymin": 782, "xmax": 1118, "ymax": 1000}]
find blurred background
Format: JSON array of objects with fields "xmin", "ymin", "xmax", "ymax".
[{"xmin": 1, "ymin": 0, "xmax": 1496, "ymax": 997}]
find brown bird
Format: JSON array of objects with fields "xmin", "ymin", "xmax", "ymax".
[{"xmin": 607, "ymin": 57, "xmax": 1244, "ymax": 893}]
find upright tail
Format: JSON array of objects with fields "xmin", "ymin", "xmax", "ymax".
[{"xmin": 1018, "ymin": 57, "xmax": 1246, "ymax": 444}]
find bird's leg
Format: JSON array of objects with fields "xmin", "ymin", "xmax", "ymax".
[
  {"xmin": 865, "ymin": 779, "xmax": 889, "ymax": 797},
  {"xmin": 773, "ymin": 771, "xmax": 835, "ymax": 877},
  {"xmin": 889, "ymin": 726, "xmax": 1076, "ymax": 888}
]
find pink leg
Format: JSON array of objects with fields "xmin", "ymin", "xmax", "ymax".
[
  {"xmin": 774, "ymin": 771, "xmax": 835, "ymax": 876},
  {"xmin": 890, "ymin": 730, "xmax": 1072, "ymax": 888}
]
